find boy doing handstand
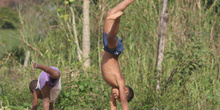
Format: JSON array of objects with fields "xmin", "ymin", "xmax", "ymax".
[
  {"xmin": 101, "ymin": 0, "xmax": 135, "ymax": 110},
  {"xmin": 29, "ymin": 61, "xmax": 61, "ymax": 110}
]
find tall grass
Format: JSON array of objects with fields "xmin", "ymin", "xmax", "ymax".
[{"xmin": 0, "ymin": 0, "xmax": 219, "ymax": 109}]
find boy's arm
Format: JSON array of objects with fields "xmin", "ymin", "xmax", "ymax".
[
  {"xmin": 32, "ymin": 90, "xmax": 38, "ymax": 110},
  {"xmin": 49, "ymin": 102, "xmax": 53, "ymax": 110},
  {"xmin": 117, "ymin": 76, "xmax": 129, "ymax": 110},
  {"xmin": 110, "ymin": 91, "xmax": 117, "ymax": 110}
]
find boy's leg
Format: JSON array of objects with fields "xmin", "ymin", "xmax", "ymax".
[
  {"xmin": 104, "ymin": 0, "xmax": 134, "ymax": 49},
  {"xmin": 107, "ymin": 16, "xmax": 122, "ymax": 49},
  {"xmin": 40, "ymin": 82, "xmax": 51, "ymax": 110},
  {"xmin": 32, "ymin": 62, "xmax": 60, "ymax": 79},
  {"xmin": 104, "ymin": 0, "xmax": 134, "ymax": 33}
]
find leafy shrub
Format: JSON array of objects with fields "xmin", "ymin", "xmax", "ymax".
[{"xmin": 56, "ymin": 69, "xmax": 104, "ymax": 109}]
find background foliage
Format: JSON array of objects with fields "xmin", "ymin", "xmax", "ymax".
[{"xmin": 0, "ymin": 0, "xmax": 219, "ymax": 109}]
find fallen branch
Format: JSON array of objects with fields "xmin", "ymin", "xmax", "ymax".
[{"xmin": 163, "ymin": 67, "xmax": 177, "ymax": 92}]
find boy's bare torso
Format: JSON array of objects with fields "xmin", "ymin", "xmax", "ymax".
[{"xmin": 101, "ymin": 51, "xmax": 123, "ymax": 88}]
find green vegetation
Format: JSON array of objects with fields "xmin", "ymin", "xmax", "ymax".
[
  {"xmin": 0, "ymin": 0, "xmax": 219, "ymax": 109},
  {"xmin": 0, "ymin": 7, "xmax": 20, "ymax": 29},
  {"xmin": 0, "ymin": 30, "xmax": 20, "ymax": 57}
]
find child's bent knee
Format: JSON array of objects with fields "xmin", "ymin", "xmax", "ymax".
[{"xmin": 106, "ymin": 10, "xmax": 114, "ymax": 17}]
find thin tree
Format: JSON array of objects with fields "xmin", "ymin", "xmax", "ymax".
[
  {"xmin": 83, "ymin": 0, "xmax": 90, "ymax": 67},
  {"xmin": 69, "ymin": 6, "xmax": 82, "ymax": 61},
  {"xmin": 155, "ymin": 0, "xmax": 168, "ymax": 91}
]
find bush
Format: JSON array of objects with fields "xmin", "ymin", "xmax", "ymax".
[{"xmin": 0, "ymin": 7, "xmax": 19, "ymax": 29}]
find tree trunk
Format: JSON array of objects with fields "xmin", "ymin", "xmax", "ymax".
[
  {"xmin": 22, "ymin": 50, "xmax": 30, "ymax": 89},
  {"xmin": 155, "ymin": 0, "xmax": 168, "ymax": 91},
  {"xmin": 23, "ymin": 50, "xmax": 30, "ymax": 67},
  {"xmin": 83, "ymin": 0, "xmax": 90, "ymax": 67}
]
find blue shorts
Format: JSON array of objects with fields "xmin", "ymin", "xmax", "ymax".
[{"xmin": 103, "ymin": 31, "xmax": 124, "ymax": 55}]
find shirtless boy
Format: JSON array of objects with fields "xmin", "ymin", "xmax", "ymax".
[
  {"xmin": 101, "ymin": 0, "xmax": 135, "ymax": 110},
  {"xmin": 29, "ymin": 61, "xmax": 61, "ymax": 110}
]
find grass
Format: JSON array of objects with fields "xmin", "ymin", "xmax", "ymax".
[
  {"xmin": 0, "ymin": 0, "xmax": 219, "ymax": 109},
  {"xmin": 0, "ymin": 29, "xmax": 20, "ymax": 57}
]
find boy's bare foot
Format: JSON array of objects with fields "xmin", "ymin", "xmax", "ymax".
[
  {"xmin": 107, "ymin": 11, "xmax": 123, "ymax": 20},
  {"xmin": 32, "ymin": 61, "xmax": 38, "ymax": 71}
]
